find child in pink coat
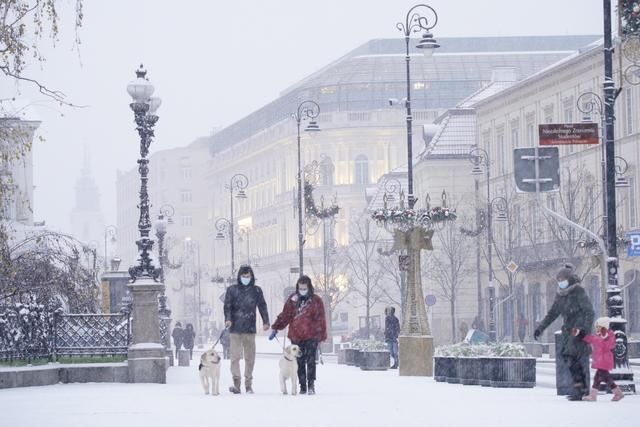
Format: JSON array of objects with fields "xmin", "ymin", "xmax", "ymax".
[{"xmin": 576, "ymin": 317, "xmax": 624, "ymax": 401}]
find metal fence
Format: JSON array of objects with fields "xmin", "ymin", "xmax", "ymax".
[{"xmin": 54, "ymin": 314, "xmax": 130, "ymax": 358}]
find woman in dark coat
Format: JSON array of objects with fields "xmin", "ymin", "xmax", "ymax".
[
  {"xmin": 534, "ymin": 263, "xmax": 594, "ymax": 401},
  {"xmin": 270, "ymin": 275, "xmax": 327, "ymax": 395},
  {"xmin": 171, "ymin": 322, "xmax": 184, "ymax": 358},
  {"xmin": 183, "ymin": 323, "xmax": 196, "ymax": 360}
]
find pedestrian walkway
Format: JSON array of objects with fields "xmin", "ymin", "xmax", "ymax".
[{"xmin": 1, "ymin": 353, "xmax": 638, "ymax": 427}]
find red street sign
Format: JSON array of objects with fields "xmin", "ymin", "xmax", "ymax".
[{"xmin": 538, "ymin": 123, "xmax": 599, "ymax": 146}]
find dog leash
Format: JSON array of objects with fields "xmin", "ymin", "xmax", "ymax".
[{"xmin": 211, "ymin": 326, "xmax": 228, "ymax": 348}]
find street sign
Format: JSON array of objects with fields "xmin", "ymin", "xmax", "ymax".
[
  {"xmin": 513, "ymin": 147, "xmax": 560, "ymax": 193},
  {"xmin": 538, "ymin": 123, "xmax": 599, "ymax": 146},
  {"xmin": 506, "ymin": 260, "xmax": 519, "ymax": 274},
  {"xmin": 425, "ymin": 294, "xmax": 437, "ymax": 307},
  {"xmin": 627, "ymin": 231, "xmax": 640, "ymax": 257},
  {"xmin": 398, "ymin": 255, "xmax": 410, "ymax": 272},
  {"xmin": 289, "ymin": 267, "xmax": 300, "ymax": 274}
]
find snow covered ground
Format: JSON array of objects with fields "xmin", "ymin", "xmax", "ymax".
[{"xmin": 1, "ymin": 347, "xmax": 639, "ymax": 427}]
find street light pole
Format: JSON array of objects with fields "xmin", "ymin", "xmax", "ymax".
[
  {"xmin": 104, "ymin": 225, "xmax": 117, "ymax": 271},
  {"xmin": 292, "ymin": 100, "xmax": 321, "ymax": 276},
  {"xmin": 396, "ymin": 4, "xmax": 439, "ymax": 208},
  {"xmin": 469, "ymin": 147, "xmax": 496, "ymax": 341},
  {"xmin": 603, "ymin": 0, "xmax": 634, "ymax": 392}
]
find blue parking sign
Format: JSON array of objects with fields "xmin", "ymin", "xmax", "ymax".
[{"xmin": 627, "ymin": 231, "xmax": 640, "ymax": 257}]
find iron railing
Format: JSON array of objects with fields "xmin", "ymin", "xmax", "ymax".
[{"xmin": 54, "ymin": 314, "xmax": 130, "ymax": 358}]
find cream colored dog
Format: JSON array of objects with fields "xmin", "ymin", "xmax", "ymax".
[
  {"xmin": 279, "ymin": 344, "xmax": 301, "ymax": 395},
  {"xmin": 199, "ymin": 348, "xmax": 221, "ymax": 395}
]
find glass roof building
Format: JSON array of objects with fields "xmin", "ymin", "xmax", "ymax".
[{"xmin": 209, "ymin": 35, "xmax": 599, "ymax": 155}]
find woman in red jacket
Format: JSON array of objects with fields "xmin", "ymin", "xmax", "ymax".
[{"xmin": 270, "ymin": 275, "xmax": 327, "ymax": 395}]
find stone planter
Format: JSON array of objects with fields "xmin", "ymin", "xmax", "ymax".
[
  {"xmin": 458, "ymin": 357, "xmax": 480, "ymax": 385},
  {"xmin": 360, "ymin": 351, "xmax": 390, "ymax": 371},
  {"xmin": 337, "ymin": 349, "xmax": 346, "ymax": 365},
  {"xmin": 445, "ymin": 357, "xmax": 459, "ymax": 384},
  {"xmin": 479, "ymin": 357, "xmax": 495, "ymax": 387},
  {"xmin": 490, "ymin": 357, "xmax": 536, "ymax": 388},
  {"xmin": 345, "ymin": 348, "xmax": 358, "ymax": 366},
  {"xmin": 354, "ymin": 349, "xmax": 365, "ymax": 367},
  {"xmin": 434, "ymin": 356, "xmax": 455, "ymax": 382}
]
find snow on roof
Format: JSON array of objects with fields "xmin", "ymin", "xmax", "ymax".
[{"xmin": 419, "ymin": 108, "xmax": 477, "ymax": 161}]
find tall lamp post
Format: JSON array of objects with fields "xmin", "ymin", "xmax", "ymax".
[
  {"xmin": 104, "ymin": 225, "xmax": 117, "ymax": 270},
  {"xmin": 125, "ymin": 64, "xmax": 165, "ymax": 383},
  {"xmin": 292, "ymin": 100, "xmax": 321, "ymax": 276},
  {"xmin": 396, "ymin": 3, "xmax": 440, "ymax": 208},
  {"xmin": 468, "ymin": 147, "xmax": 498, "ymax": 341},
  {"xmin": 216, "ymin": 173, "xmax": 248, "ymax": 277}
]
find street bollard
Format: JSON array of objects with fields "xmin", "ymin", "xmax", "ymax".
[{"xmin": 178, "ymin": 349, "xmax": 190, "ymax": 367}]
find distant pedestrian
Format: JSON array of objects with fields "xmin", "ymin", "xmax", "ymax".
[
  {"xmin": 517, "ymin": 314, "xmax": 529, "ymax": 343},
  {"xmin": 581, "ymin": 317, "xmax": 624, "ymax": 401},
  {"xmin": 184, "ymin": 323, "xmax": 196, "ymax": 360},
  {"xmin": 220, "ymin": 327, "xmax": 231, "ymax": 360},
  {"xmin": 534, "ymin": 263, "xmax": 594, "ymax": 401},
  {"xmin": 224, "ymin": 265, "xmax": 270, "ymax": 394},
  {"xmin": 472, "ymin": 315, "xmax": 485, "ymax": 332},
  {"xmin": 270, "ymin": 275, "xmax": 327, "ymax": 395},
  {"xmin": 171, "ymin": 322, "xmax": 184, "ymax": 358},
  {"xmin": 384, "ymin": 306, "xmax": 400, "ymax": 369}
]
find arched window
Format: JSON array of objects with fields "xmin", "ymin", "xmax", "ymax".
[
  {"xmin": 354, "ymin": 155, "xmax": 369, "ymax": 185},
  {"xmin": 320, "ymin": 156, "xmax": 334, "ymax": 186},
  {"xmin": 626, "ymin": 270, "xmax": 640, "ymax": 333}
]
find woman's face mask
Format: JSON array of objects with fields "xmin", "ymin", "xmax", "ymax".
[
  {"xmin": 240, "ymin": 276, "xmax": 251, "ymax": 286},
  {"xmin": 558, "ymin": 279, "xmax": 569, "ymax": 289},
  {"xmin": 298, "ymin": 287, "xmax": 309, "ymax": 297}
]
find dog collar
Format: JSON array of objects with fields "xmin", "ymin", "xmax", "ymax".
[{"xmin": 284, "ymin": 355, "xmax": 294, "ymax": 361}]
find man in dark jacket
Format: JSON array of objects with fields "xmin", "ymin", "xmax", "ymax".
[
  {"xmin": 224, "ymin": 265, "xmax": 269, "ymax": 394},
  {"xmin": 534, "ymin": 263, "xmax": 594, "ymax": 401},
  {"xmin": 384, "ymin": 306, "xmax": 400, "ymax": 369},
  {"xmin": 171, "ymin": 322, "xmax": 184, "ymax": 358},
  {"xmin": 270, "ymin": 275, "xmax": 327, "ymax": 395}
]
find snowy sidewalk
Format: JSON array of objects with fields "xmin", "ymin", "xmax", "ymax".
[{"xmin": 1, "ymin": 354, "xmax": 638, "ymax": 427}]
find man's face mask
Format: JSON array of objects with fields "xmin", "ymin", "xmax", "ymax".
[
  {"xmin": 240, "ymin": 276, "xmax": 251, "ymax": 286},
  {"xmin": 558, "ymin": 279, "xmax": 569, "ymax": 289}
]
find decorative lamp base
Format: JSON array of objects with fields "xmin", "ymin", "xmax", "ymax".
[{"xmin": 398, "ymin": 335, "xmax": 433, "ymax": 377}]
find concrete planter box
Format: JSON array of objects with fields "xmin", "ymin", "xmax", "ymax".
[
  {"xmin": 0, "ymin": 362, "xmax": 129, "ymax": 389},
  {"xmin": 479, "ymin": 357, "xmax": 495, "ymax": 386},
  {"xmin": 445, "ymin": 357, "xmax": 459, "ymax": 384},
  {"xmin": 337, "ymin": 349, "xmax": 346, "ymax": 365},
  {"xmin": 359, "ymin": 351, "xmax": 390, "ymax": 371},
  {"xmin": 354, "ymin": 350, "xmax": 365, "ymax": 367},
  {"xmin": 344, "ymin": 348, "xmax": 359, "ymax": 366},
  {"xmin": 434, "ymin": 356, "xmax": 455, "ymax": 382},
  {"xmin": 458, "ymin": 357, "xmax": 481, "ymax": 385},
  {"xmin": 489, "ymin": 357, "xmax": 536, "ymax": 388}
]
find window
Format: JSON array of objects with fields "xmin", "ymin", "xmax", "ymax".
[
  {"xmin": 543, "ymin": 105, "xmax": 554, "ymax": 124},
  {"xmin": 497, "ymin": 131, "xmax": 506, "ymax": 174},
  {"xmin": 181, "ymin": 166, "xmax": 192, "ymax": 179},
  {"xmin": 629, "ymin": 177, "xmax": 637, "ymax": 228},
  {"xmin": 320, "ymin": 156, "xmax": 335, "ymax": 186},
  {"xmin": 511, "ymin": 125, "xmax": 520, "ymax": 148},
  {"xmin": 526, "ymin": 115, "xmax": 536, "ymax": 146},
  {"xmin": 181, "ymin": 190, "xmax": 192, "ymax": 203},
  {"xmin": 354, "ymin": 155, "xmax": 369, "ymax": 185},
  {"xmin": 626, "ymin": 87, "xmax": 634, "ymax": 136},
  {"xmin": 563, "ymin": 98, "xmax": 573, "ymax": 123},
  {"xmin": 181, "ymin": 215, "xmax": 193, "ymax": 227}
]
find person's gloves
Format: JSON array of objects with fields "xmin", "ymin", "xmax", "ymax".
[
  {"xmin": 571, "ymin": 327, "xmax": 580, "ymax": 336},
  {"xmin": 599, "ymin": 327, "xmax": 608, "ymax": 337},
  {"xmin": 268, "ymin": 329, "xmax": 278, "ymax": 341},
  {"xmin": 533, "ymin": 328, "xmax": 542, "ymax": 341}
]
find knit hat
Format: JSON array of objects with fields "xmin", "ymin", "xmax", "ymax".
[
  {"xmin": 556, "ymin": 263, "xmax": 575, "ymax": 281},
  {"xmin": 595, "ymin": 317, "xmax": 610, "ymax": 329}
]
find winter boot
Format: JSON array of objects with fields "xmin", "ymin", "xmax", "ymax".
[
  {"xmin": 307, "ymin": 381, "xmax": 315, "ymax": 395},
  {"xmin": 245, "ymin": 380, "xmax": 254, "ymax": 394},
  {"xmin": 391, "ymin": 361, "xmax": 398, "ymax": 369},
  {"xmin": 567, "ymin": 383, "xmax": 586, "ymax": 401},
  {"xmin": 228, "ymin": 378, "xmax": 241, "ymax": 394},
  {"xmin": 612, "ymin": 387, "xmax": 625, "ymax": 401},
  {"xmin": 582, "ymin": 388, "xmax": 598, "ymax": 401},
  {"xmin": 299, "ymin": 382, "xmax": 307, "ymax": 395}
]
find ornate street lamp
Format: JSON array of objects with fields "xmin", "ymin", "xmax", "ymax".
[
  {"xmin": 215, "ymin": 217, "xmax": 234, "ymax": 279},
  {"xmin": 396, "ymin": 3, "xmax": 439, "ymax": 208},
  {"xmin": 126, "ymin": 64, "xmax": 162, "ymax": 282},
  {"xmin": 292, "ymin": 100, "xmax": 321, "ymax": 276}
]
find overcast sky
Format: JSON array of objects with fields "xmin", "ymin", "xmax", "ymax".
[{"xmin": 7, "ymin": 0, "xmax": 605, "ymax": 235}]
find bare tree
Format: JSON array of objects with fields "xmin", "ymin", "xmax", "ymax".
[
  {"xmin": 345, "ymin": 215, "xmax": 386, "ymax": 339},
  {"xmin": 426, "ymin": 221, "xmax": 473, "ymax": 343}
]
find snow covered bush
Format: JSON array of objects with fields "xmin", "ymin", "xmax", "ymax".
[{"xmin": 435, "ymin": 342, "xmax": 527, "ymax": 358}]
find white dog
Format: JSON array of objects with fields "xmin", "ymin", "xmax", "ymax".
[
  {"xmin": 199, "ymin": 348, "xmax": 221, "ymax": 395},
  {"xmin": 279, "ymin": 344, "xmax": 301, "ymax": 395}
]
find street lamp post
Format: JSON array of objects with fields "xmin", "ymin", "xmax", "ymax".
[
  {"xmin": 292, "ymin": 100, "xmax": 321, "ymax": 276},
  {"xmin": 125, "ymin": 64, "xmax": 165, "ymax": 383},
  {"xmin": 396, "ymin": 3, "xmax": 440, "ymax": 208},
  {"xmin": 127, "ymin": 65, "xmax": 162, "ymax": 282},
  {"xmin": 215, "ymin": 217, "xmax": 234, "ymax": 280},
  {"xmin": 104, "ymin": 225, "xmax": 117, "ymax": 271},
  {"xmin": 469, "ymin": 147, "xmax": 497, "ymax": 341},
  {"xmin": 220, "ymin": 174, "xmax": 248, "ymax": 277}
]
